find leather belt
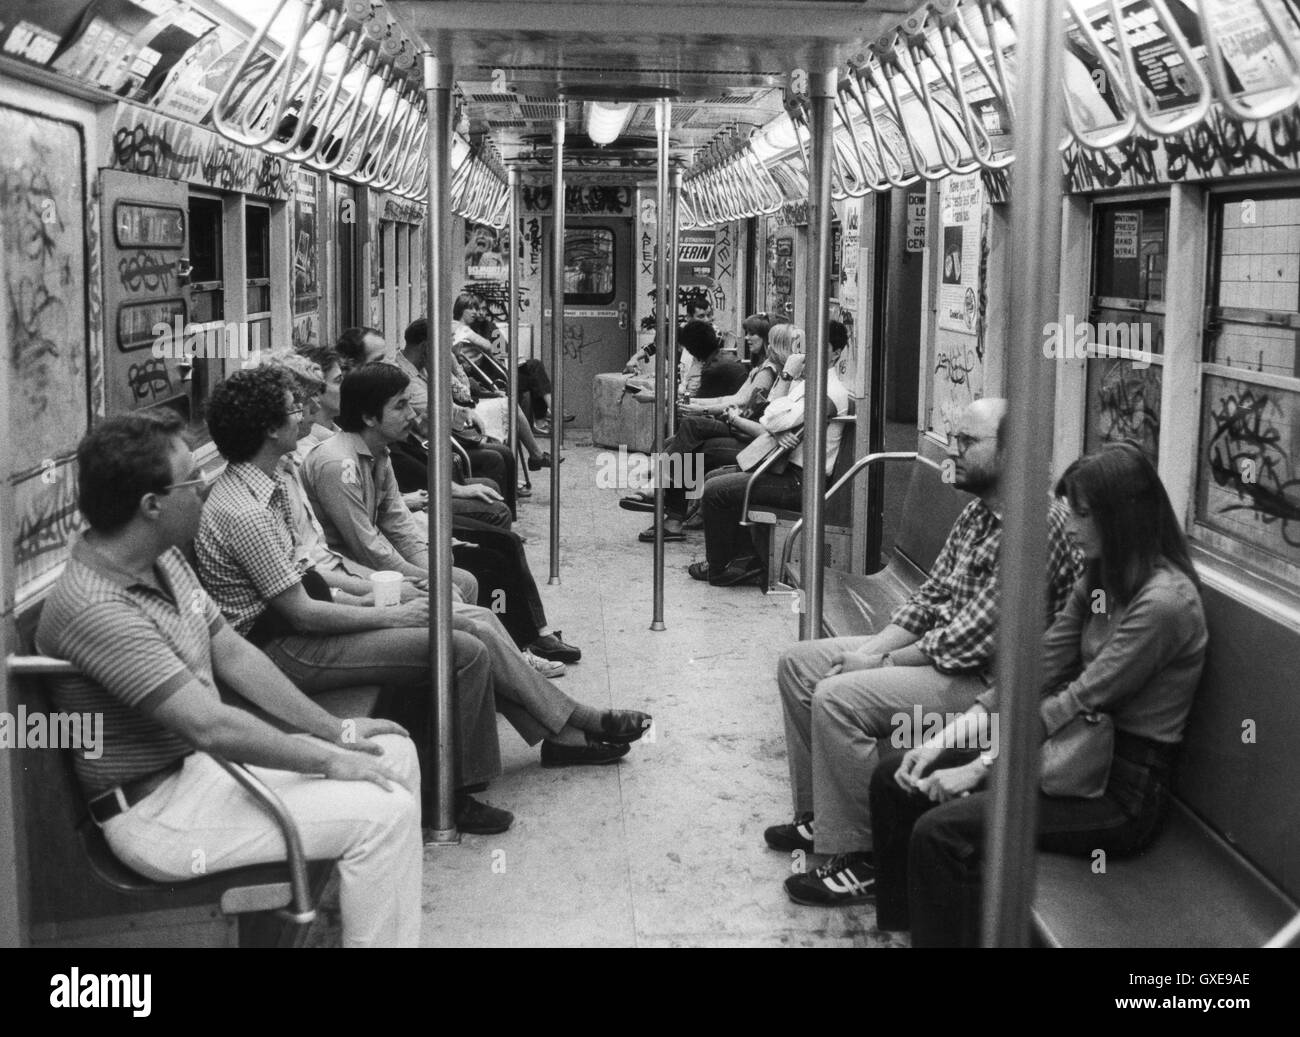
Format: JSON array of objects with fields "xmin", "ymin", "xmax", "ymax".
[{"xmin": 86, "ymin": 757, "xmax": 186, "ymax": 825}]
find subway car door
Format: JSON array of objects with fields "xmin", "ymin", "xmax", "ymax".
[
  {"xmin": 543, "ymin": 217, "xmax": 632, "ymax": 426},
  {"xmin": 100, "ymin": 170, "xmax": 192, "ymax": 421}
]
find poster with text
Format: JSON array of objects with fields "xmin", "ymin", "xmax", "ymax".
[{"xmin": 938, "ymin": 172, "xmax": 983, "ymax": 334}]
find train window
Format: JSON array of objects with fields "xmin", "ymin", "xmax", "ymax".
[
  {"xmin": 1084, "ymin": 201, "xmax": 1169, "ymax": 464},
  {"xmin": 245, "ymin": 204, "xmax": 271, "ymax": 352},
  {"xmin": 564, "ymin": 227, "xmax": 615, "ymax": 305},
  {"xmin": 187, "ymin": 194, "xmax": 224, "ymax": 326},
  {"xmin": 1195, "ymin": 190, "xmax": 1300, "ymax": 578}
]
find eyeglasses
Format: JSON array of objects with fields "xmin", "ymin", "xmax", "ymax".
[
  {"xmin": 161, "ymin": 471, "xmax": 210, "ymax": 494},
  {"xmin": 950, "ymin": 432, "xmax": 987, "ymax": 455},
  {"xmin": 287, "ymin": 406, "xmax": 305, "ymax": 419}
]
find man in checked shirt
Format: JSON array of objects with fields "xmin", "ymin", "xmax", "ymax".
[{"xmin": 765, "ymin": 398, "xmax": 1082, "ymax": 906}]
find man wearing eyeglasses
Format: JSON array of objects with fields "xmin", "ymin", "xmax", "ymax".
[
  {"xmin": 766, "ymin": 398, "xmax": 1082, "ymax": 908},
  {"xmin": 37, "ymin": 410, "xmax": 424, "ymax": 946}
]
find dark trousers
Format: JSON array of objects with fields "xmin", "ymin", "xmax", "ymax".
[
  {"xmin": 870, "ymin": 734, "xmax": 1178, "ymax": 946},
  {"xmin": 452, "ymin": 515, "xmax": 548, "ymax": 647},
  {"xmin": 392, "ymin": 434, "xmax": 517, "ymax": 521},
  {"xmin": 518, "ymin": 359, "xmax": 552, "ymax": 422},
  {"xmin": 700, "ymin": 464, "xmax": 802, "ymax": 572},
  {"xmin": 662, "ymin": 416, "xmax": 746, "ymax": 519}
]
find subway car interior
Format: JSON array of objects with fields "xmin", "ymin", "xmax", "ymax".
[{"xmin": 0, "ymin": 0, "xmax": 1299, "ymax": 954}]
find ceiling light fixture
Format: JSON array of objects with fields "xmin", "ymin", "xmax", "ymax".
[{"xmin": 585, "ymin": 101, "xmax": 635, "ymax": 146}]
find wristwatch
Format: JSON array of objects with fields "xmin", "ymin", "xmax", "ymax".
[{"xmin": 880, "ymin": 652, "xmax": 894, "ymax": 667}]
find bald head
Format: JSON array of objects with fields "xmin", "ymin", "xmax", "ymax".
[
  {"xmin": 964, "ymin": 397, "xmax": 1008, "ymax": 446},
  {"xmin": 947, "ymin": 397, "xmax": 1008, "ymax": 498}
]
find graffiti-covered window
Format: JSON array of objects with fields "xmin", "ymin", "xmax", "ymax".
[
  {"xmin": 1083, "ymin": 201, "xmax": 1167, "ymax": 464},
  {"xmin": 564, "ymin": 227, "xmax": 615, "ymax": 305},
  {"xmin": 1196, "ymin": 191, "xmax": 1300, "ymax": 575}
]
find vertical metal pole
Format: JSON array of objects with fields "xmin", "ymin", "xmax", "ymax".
[
  {"xmin": 422, "ymin": 52, "xmax": 458, "ymax": 842},
  {"xmin": 507, "ymin": 168, "xmax": 520, "ymax": 463},
  {"xmin": 548, "ymin": 113, "xmax": 565, "ymax": 584},
  {"xmin": 982, "ymin": 0, "xmax": 1063, "ymax": 947},
  {"xmin": 666, "ymin": 165, "xmax": 681, "ymax": 437},
  {"xmin": 798, "ymin": 69, "xmax": 836, "ymax": 641},
  {"xmin": 651, "ymin": 98, "xmax": 671, "ymax": 631}
]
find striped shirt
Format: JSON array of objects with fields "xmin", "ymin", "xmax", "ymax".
[
  {"xmin": 891, "ymin": 497, "xmax": 1081, "ymax": 676},
  {"xmin": 195, "ymin": 462, "xmax": 303, "ymax": 636},
  {"xmin": 35, "ymin": 538, "xmax": 226, "ymax": 796}
]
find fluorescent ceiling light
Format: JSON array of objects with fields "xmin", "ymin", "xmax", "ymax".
[{"xmin": 585, "ymin": 102, "xmax": 635, "ymax": 145}]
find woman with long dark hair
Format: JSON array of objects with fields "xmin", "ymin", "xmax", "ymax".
[{"xmin": 862, "ymin": 442, "xmax": 1207, "ymax": 946}]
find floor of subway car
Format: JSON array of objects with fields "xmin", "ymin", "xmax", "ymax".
[{"xmin": 309, "ymin": 435, "xmax": 906, "ymax": 947}]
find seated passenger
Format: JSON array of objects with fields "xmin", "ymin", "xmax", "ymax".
[
  {"xmin": 37, "ymin": 412, "xmax": 422, "ymax": 947},
  {"xmin": 623, "ymin": 296, "xmax": 714, "ymax": 375},
  {"xmin": 301, "ymin": 363, "xmax": 645, "ymax": 765},
  {"xmin": 771, "ymin": 399, "xmax": 1081, "ymax": 906},
  {"xmin": 680, "ymin": 320, "xmax": 748, "ymax": 401},
  {"xmin": 617, "ymin": 318, "xmax": 794, "ymax": 541},
  {"xmin": 195, "ymin": 365, "xmax": 512, "ymax": 833},
  {"xmin": 286, "ymin": 353, "xmax": 573, "ymax": 665},
  {"xmin": 459, "ymin": 306, "xmax": 569, "ymax": 434},
  {"xmin": 868, "ymin": 443, "xmax": 1207, "ymax": 945},
  {"xmin": 688, "ymin": 325, "xmax": 849, "ymax": 586}
]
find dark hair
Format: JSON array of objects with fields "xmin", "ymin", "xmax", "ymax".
[
  {"xmin": 299, "ymin": 343, "xmax": 341, "ymax": 374},
  {"xmin": 453, "ymin": 293, "xmax": 482, "ymax": 321},
  {"xmin": 828, "ymin": 320, "xmax": 849, "ymax": 354},
  {"xmin": 338, "ymin": 362, "xmax": 410, "ymax": 432},
  {"xmin": 679, "ymin": 320, "xmax": 719, "ymax": 361},
  {"xmin": 1055, "ymin": 441, "xmax": 1199, "ymax": 605},
  {"xmin": 336, "ymin": 326, "xmax": 383, "ymax": 368},
  {"xmin": 206, "ymin": 367, "xmax": 296, "ymax": 463},
  {"xmin": 741, "ymin": 313, "xmax": 771, "ymax": 342},
  {"xmin": 685, "ymin": 296, "xmax": 712, "ymax": 318},
  {"xmin": 77, "ymin": 410, "xmax": 187, "ymax": 532},
  {"xmin": 404, "ymin": 318, "xmax": 428, "ymax": 349},
  {"xmin": 769, "ymin": 314, "xmax": 791, "ymax": 328}
]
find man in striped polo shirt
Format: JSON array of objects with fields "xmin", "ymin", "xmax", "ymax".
[{"xmin": 36, "ymin": 411, "xmax": 422, "ymax": 947}]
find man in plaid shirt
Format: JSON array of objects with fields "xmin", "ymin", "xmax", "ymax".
[{"xmin": 767, "ymin": 398, "xmax": 1082, "ymax": 906}]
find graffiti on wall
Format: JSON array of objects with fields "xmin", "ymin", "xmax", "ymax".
[
  {"xmin": 110, "ymin": 104, "xmax": 293, "ymax": 199},
  {"xmin": 12, "ymin": 457, "xmax": 82, "ymax": 594},
  {"xmin": 0, "ymin": 105, "xmax": 89, "ymax": 478},
  {"xmin": 522, "ymin": 184, "xmax": 633, "ymax": 214}
]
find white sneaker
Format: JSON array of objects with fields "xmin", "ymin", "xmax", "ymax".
[{"xmin": 522, "ymin": 649, "xmax": 566, "ymax": 678}]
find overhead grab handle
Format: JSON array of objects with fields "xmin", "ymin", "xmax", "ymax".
[
  {"xmin": 1199, "ymin": 0, "xmax": 1300, "ymax": 123},
  {"xmin": 1061, "ymin": 0, "xmax": 1141, "ymax": 150},
  {"xmin": 262, "ymin": 5, "xmax": 351, "ymax": 157},
  {"xmin": 920, "ymin": 0, "xmax": 1015, "ymax": 170},
  {"xmin": 846, "ymin": 56, "xmax": 922, "ymax": 188},
  {"xmin": 871, "ymin": 32, "xmax": 974, "ymax": 179}
]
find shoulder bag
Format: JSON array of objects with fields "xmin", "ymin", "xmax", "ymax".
[{"xmin": 1040, "ymin": 711, "xmax": 1115, "ymax": 799}]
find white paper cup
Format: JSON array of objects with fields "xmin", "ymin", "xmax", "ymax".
[{"xmin": 371, "ymin": 570, "xmax": 403, "ymax": 608}]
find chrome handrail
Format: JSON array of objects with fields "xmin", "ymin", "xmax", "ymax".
[
  {"xmin": 1108, "ymin": 0, "xmax": 1213, "ymax": 137},
  {"xmin": 775, "ymin": 451, "xmax": 917, "ymax": 585},
  {"xmin": 1200, "ymin": 0, "xmax": 1300, "ymax": 123},
  {"xmin": 1062, "ymin": 0, "xmax": 1140, "ymax": 150}
]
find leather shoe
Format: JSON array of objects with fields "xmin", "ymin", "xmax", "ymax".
[
  {"xmin": 528, "ymin": 452, "xmax": 563, "ymax": 471},
  {"xmin": 529, "ymin": 632, "xmax": 581, "ymax": 662},
  {"xmin": 540, "ymin": 739, "xmax": 630, "ymax": 768},
  {"xmin": 618, "ymin": 493, "xmax": 656, "ymax": 513},
  {"xmin": 455, "ymin": 794, "xmax": 514, "ymax": 835},
  {"xmin": 597, "ymin": 709, "xmax": 653, "ymax": 744}
]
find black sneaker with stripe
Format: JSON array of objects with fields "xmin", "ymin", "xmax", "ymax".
[
  {"xmin": 784, "ymin": 852, "xmax": 876, "ymax": 906},
  {"xmin": 764, "ymin": 813, "xmax": 816, "ymax": 852}
]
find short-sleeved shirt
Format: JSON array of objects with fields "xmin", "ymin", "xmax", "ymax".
[
  {"xmin": 195, "ymin": 462, "xmax": 304, "ymax": 636},
  {"xmin": 35, "ymin": 538, "xmax": 226, "ymax": 796}
]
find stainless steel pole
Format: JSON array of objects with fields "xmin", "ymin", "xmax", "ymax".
[
  {"xmin": 651, "ymin": 98, "xmax": 671, "ymax": 631},
  {"xmin": 666, "ymin": 165, "xmax": 681, "ymax": 437},
  {"xmin": 548, "ymin": 113, "xmax": 565, "ymax": 584},
  {"xmin": 799, "ymin": 69, "xmax": 836, "ymax": 641},
  {"xmin": 982, "ymin": 0, "xmax": 1064, "ymax": 947},
  {"xmin": 507, "ymin": 167, "xmax": 520, "ymax": 464},
  {"xmin": 421, "ymin": 52, "xmax": 457, "ymax": 842}
]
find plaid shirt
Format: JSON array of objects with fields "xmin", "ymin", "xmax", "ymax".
[
  {"xmin": 891, "ymin": 497, "xmax": 1080, "ymax": 676},
  {"xmin": 195, "ymin": 462, "xmax": 304, "ymax": 636}
]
